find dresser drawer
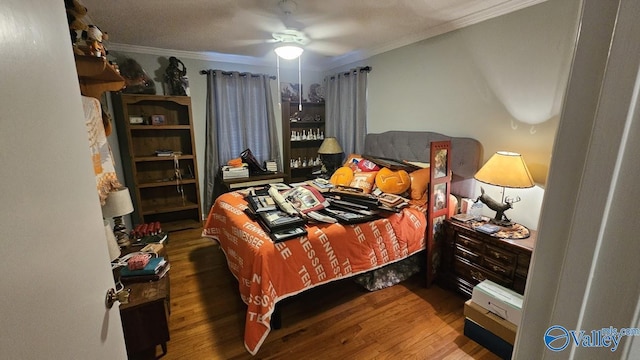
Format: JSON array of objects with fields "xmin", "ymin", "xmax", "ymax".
[
  {"xmin": 485, "ymin": 244, "xmax": 516, "ymax": 266},
  {"xmin": 455, "ymin": 244, "xmax": 481, "ymax": 263},
  {"xmin": 456, "ymin": 233, "xmax": 484, "ymax": 252},
  {"xmin": 484, "ymin": 257, "xmax": 514, "ymax": 278},
  {"xmin": 454, "ymin": 256, "xmax": 512, "ymax": 288}
]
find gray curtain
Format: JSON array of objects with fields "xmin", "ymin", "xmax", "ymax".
[
  {"xmin": 203, "ymin": 70, "xmax": 280, "ymax": 210},
  {"xmin": 324, "ymin": 67, "xmax": 370, "ymax": 155}
]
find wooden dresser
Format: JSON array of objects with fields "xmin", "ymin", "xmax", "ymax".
[{"xmin": 439, "ymin": 219, "xmax": 536, "ymax": 297}]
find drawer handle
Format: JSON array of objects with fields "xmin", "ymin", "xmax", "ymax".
[
  {"xmin": 489, "ymin": 250, "xmax": 508, "ymax": 261},
  {"xmin": 460, "ymin": 251, "xmax": 474, "ymax": 260},
  {"xmin": 492, "ymin": 264, "xmax": 506, "ymax": 274},
  {"xmin": 470, "ymin": 270, "xmax": 486, "ymax": 282}
]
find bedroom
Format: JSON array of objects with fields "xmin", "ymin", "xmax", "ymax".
[{"xmin": 3, "ymin": 0, "xmax": 632, "ymax": 360}]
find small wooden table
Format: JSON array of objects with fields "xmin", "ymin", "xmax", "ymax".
[{"xmin": 118, "ymin": 247, "xmax": 170, "ymax": 358}]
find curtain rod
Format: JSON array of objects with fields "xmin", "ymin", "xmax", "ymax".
[
  {"xmin": 328, "ymin": 66, "xmax": 371, "ymax": 80},
  {"xmin": 200, "ymin": 69, "xmax": 276, "ymax": 80}
]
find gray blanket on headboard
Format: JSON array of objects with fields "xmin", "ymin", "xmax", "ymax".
[{"xmin": 363, "ymin": 131, "xmax": 483, "ymax": 199}]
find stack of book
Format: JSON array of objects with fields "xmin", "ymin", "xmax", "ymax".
[
  {"xmin": 264, "ymin": 160, "xmax": 277, "ymax": 172},
  {"xmin": 221, "ymin": 164, "xmax": 249, "ymax": 179},
  {"xmin": 256, "ymin": 210, "xmax": 307, "ymax": 243},
  {"xmin": 120, "ymin": 256, "xmax": 170, "ymax": 284},
  {"xmin": 155, "ymin": 149, "xmax": 174, "ymax": 157},
  {"xmin": 376, "ymin": 193, "xmax": 409, "ymax": 212},
  {"xmin": 246, "ymin": 194, "xmax": 277, "ymax": 213}
]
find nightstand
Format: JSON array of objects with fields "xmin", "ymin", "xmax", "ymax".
[
  {"xmin": 118, "ymin": 249, "xmax": 170, "ymax": 359},
  {"xmin": 439, "ymin": 219, "xmax": 536, "ymax": 297}
]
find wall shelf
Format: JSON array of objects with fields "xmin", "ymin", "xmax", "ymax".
[{"xmin": 74, "ymin": 54, "xmax": 124, "ymax": 98}]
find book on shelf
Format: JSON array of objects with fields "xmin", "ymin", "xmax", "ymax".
[
  {"xmin": 221, "ymin": 164, "xmax": 249, "ymax": 179},
  {"xmin": 155, "ymin": 149, "xmax": 175, "ymax": 157},
  {"xmin": 264, "ymin": 160, "xmax": 278, "ymax": 172}
]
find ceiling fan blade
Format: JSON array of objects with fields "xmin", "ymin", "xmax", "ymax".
[
  {"xmin": 304, "ymin": 19, "xmax": 361, "ymax": 41},
  {"xmin": 306, "ymin": 41, "xmax": 353, "ymax": 57}
]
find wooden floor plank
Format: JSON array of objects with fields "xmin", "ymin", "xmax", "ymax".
[{"xmin": 147, "ymin": 227, "xmax": 499, "ymax": 360}]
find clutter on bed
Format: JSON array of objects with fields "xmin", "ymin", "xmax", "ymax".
[{"xmin": 202, "ymin": 131, "xmax": 483, "ymax": 355}]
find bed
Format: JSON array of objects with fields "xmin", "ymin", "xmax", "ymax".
[{"xmin": 202, "ymin": 131, "xmax": 482, "ymax": 354}]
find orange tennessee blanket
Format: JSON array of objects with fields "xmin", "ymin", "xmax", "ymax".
[{"xmin": 202, "ymin": 191, "xmax": 427, "ymax": 355}]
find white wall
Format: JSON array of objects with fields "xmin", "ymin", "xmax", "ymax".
[
  {"xmin": 326, "ymin": 0, "xmax": 581, "ymax": 229},
  {"xmin": 516, "ymin": 0, "xmax": 640, "ymax": 358},
  {"xmin": 0, "ymin": 1, "xmax": 126, "ymax": 358}
]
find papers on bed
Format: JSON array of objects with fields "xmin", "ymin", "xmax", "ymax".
[{"xmin": 243, "ymin": 182, "xmax": 413, "ymax": 242}]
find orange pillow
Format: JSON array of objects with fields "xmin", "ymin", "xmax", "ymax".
[
  {"xmin": 408, "ymin": 167, "xmax": 431, "ymax": 204},
  {"xmin": 349, "ymin": 171, "xmax": 378, "ymax": 194},
  {"xmin": 343, "ymin": 154, "xmax": 363, "ymax": 171},
  {"xmin": 375, "ymin": 167, "xmax": 411, "ymax": 194},
  {"xmin": 356, "ymin": 159, "xmax": 380, "ymax": 172},
  {"xmin": 330, "ymin": 166, "xmax": 354, "ymax": 186}
]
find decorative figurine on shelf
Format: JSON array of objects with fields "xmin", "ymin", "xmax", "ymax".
[
  {"xmin": 308, "ymin": 83, "xmax": 324, "ymax": 103},
  {"xmin": 119, "ymin": 57, "xmax": 156, "ymax": 94},
  {"xmin": 165, "ymin": 56, "xmax": 189, "ymax": 96}
]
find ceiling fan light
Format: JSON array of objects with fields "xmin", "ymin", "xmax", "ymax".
[{"xmin": 274, "ymin": 44, "xmax": 304, "ymax": 60}]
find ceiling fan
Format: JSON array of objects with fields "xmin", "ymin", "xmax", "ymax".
[
  {"xmin": 271, "ymin": 0, "xmax": 309, "ymax": 59},
  {"xmin": 227, "ymin": 0, "xmax": 354, "ymax": 59}
]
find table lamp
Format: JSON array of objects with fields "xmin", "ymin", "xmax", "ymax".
[
  {"xmin": 473, "ymin": 151, "xmax": 534, "ymax": 226},
  {"xmin": 101, "ymin": 187, "xmax": 134, "ymax": 248},
  {"xmin": 103, "ymin": 219, "xmax": 121, "ymax": 261},
  {"xmin": 317, "ymin": 137, "xmax": 343, "ymax": 178}
]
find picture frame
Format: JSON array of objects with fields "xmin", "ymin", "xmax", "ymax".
[
  {"xmin": 426, "ymin": 140, "xmax": 452, "ymax": 287},
  {"xmin": 280, "ymin": 82, "xmax": 301, "ymax": 102},
  {"xmin": 269, "ymin": 226, "xmax": 308, "ymax": 243},
  {"xmin": 150, "ymin": 114, "xmax": 165, "ymax": 126},
  {"xmin": 432, "ymin": 183, "xmax": 448, "ymax": 212},
  {"xmin": 432, "ymin": 147, "xmax": 449, "ymax": 179}
]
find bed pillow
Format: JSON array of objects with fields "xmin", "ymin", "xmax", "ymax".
[
  {"xmin": 349, "ymin": 171, "xmax": 378, "ymax": 194},
  {"xmin": 343, "ymin": 154, "xmax": 363, "ymax": 170},
  {"xmin": 330, "ymin": 166, "xmax": 354, "ymax": 186},
  {"xmin": 408, "ymin": 167, "xmax": 431, "ymax": 205},
  {"xmin": 375, "ymin": 167, "xmax": 411, "ymax": 194},
  {"xmin": 356, "ymin": 159, "xmax": 380, "ymax": 172}
]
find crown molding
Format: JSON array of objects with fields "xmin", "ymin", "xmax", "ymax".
[
  {"xmin": 322, "ymin": 0, "xmax": 548, "ymax": 70},
  {"xmin": 109, "ymin": 0, "xmax": 547, "ymax": 72}
]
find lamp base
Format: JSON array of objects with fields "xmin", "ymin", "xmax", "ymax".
[{"xmin": 112, "ymin": 216, "xmax": 131, "ymax": 248}]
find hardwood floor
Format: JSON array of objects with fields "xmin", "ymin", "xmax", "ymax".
[{"xmin": 157, "ymin": 227, "xmax": 499, "ymax": 360}]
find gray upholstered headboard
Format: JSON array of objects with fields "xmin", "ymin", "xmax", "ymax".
[{"xmin": 363, "ymin": 131, "xmax": 483, "ymax": 198}]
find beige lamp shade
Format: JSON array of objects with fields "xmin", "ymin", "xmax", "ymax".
[
  {"xmin": 474, "ymin": 151, "xmax": 534, "ymax": 188},
  {"xmin": 317, "ymin": 137, "xmax": 343, "ymax": 155},
  {"xmin": 101, "ymin": 187, "xmax": 134, "ymax": 218}
]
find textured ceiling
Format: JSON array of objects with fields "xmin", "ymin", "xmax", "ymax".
[{"xmin": 79, "ymin": 0, "xmax": 546, "ymax": 69}]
